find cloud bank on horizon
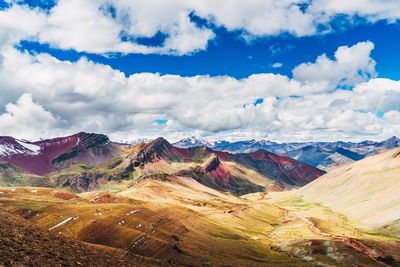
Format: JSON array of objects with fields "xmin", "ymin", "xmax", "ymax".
[{"xmin": 0, "ymin": 0, "xmax": 399, "ymax": 142}]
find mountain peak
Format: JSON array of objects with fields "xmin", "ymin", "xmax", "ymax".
[
  {"xmin": 173, "ymin": 136, "xmax": 214, "ymax": 148},
  {"xmin": 382, "ymin": 136, "xmax": 400, "ymax": 148},
  {"xmin": 147, "ymin": 137, "xmax": 172, "ymax": 148},
  {"xmin": 130, "ymin": 137, "xmax": 185, "ymax": 168},
  {"xmin": 76, "ymin": 132, "xmax": 110, "ymax": 148}
]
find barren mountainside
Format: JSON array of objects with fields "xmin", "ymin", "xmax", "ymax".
[{"xmin": 0, "ymin": 134, "xmax": 325, "ymax": 195}]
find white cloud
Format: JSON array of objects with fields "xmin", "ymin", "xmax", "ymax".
[
  {"xmin": 38, "ymin": 0, "xmax": 142, "ymax": 54},
  {"xmin": 272, "ymin": 62, "xmax": 283, "ymax": 68},
  {"xmin": 0, "ymin": 41, "xmax": 399, "ymax": 142},
  {"xmin": 293, "ymin": 41, "xmax": 377, "ymax": 89},
  {"xmin": 160, "ymin": 12, "xmax": 215, "ymax": 55},
  {"xmin": 0, "ymin": 4, "xmax": 46, "ymax": 47},
  {"xmin": 0, "ymin": 94, "xmax": 57, "ymax": 140},
  {"xmin": 192, "ymin": 0, "xmax": 316, "ymax": 37},
  {"xmin": 1, "ymin": 1, "xmax": 400, "ymax": 55},
  {"xmin": 36, "ymin": 0, "xmax": 214, "ymax": 55},
  {"xmin": 309, "ymin": 0, "xmax": 400, "ymax": 23}
]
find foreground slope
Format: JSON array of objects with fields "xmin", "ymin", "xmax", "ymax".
[
  {"xmin": 294, "ymin": 148, "xmax": 400, "ymax": 234},
  {"xmin": 0, "ymin": 208, "xmax": 158, "ymax": 267},
  {"xmin": 0, "ymin": 186, "xmax": 310, "ymax": 266},
  {"xmin": 2, "ymin": 184, "xmax": 400, "ymax": 266}
]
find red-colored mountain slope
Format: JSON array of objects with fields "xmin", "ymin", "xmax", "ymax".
[
  {"xmin": 0, "ymin": 132, "xmax": 122, "ymax": 175},
  {"xmin": 128, "ymin": 137, "xmax": 325, "ymax": 194}
]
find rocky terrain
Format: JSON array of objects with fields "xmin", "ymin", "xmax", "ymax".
[{"xmin": 0, "ymin": 133, "xmax": 324, "ymax": 194}]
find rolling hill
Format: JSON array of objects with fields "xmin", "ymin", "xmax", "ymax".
[{"xmin": 283, "ymin": 147, "xmax": 400, "ymax": 236}]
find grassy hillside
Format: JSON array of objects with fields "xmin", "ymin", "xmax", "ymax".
[{"xmin": 292, "ymin": 148, "xmax": 400, "ymax": 234}]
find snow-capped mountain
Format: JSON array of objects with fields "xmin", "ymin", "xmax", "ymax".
[
  {"xmin": 128, "ymin": 138, "xmax": 152, "ymax": 146},
  {"xmin": 173, "ymin": 136, "xmax": 216, "ymax": 148},
  {"xmin": 0, "ymin": 132, "xmax": 121, "ymax": 175},
  {"xmin": 174, "ymin": 137, "xmax": 313, "ymax": 154},
  {"xmin": 0, "ymin": 137, "xmax": 41, "ymax": 157}
]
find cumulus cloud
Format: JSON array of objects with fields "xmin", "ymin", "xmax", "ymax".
[
  {"xmin": 192, "ymin": 0, "xmax": 316, "ymax": 37},
  {"xmin": 38, "ymin": 0, "xmax": 145, "ymax": 54},
  {"xmin": 293, "ymin": 41, "xmax": 377, "ymax": 89},
  {"xmin": 309, "ymin": 0, "xmax": 400, "ymax": 23},
  {"xmin": 37, "ymin": 0, "xmax": 215, "ymax": 55},
  {"xmin": 1, "ymin": 1, "xmax": 400, "ymax": 55},
  {"xmin": 0, "ymin": 4, "xmax": 46, "ymax": 47},
  {"xmin": 0, "ymin": 94, "xmax": 57, "ymax": 140},
  {"xmin": 0, "ymin": 41, "xmax": 398, "ymax": 142}
]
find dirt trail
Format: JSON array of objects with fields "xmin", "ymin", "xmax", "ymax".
[{"xmin": 287, "ymin": 213, "xmax": 392, "ymax": 267}]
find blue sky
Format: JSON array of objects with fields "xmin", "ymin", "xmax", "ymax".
[
  {"xmin": 0, "ymin": 0, "xmax": 400, "ymax": 142},
  {"xmin": 18, "ymin": 19, "xmax": 400, "ymax": 80}
]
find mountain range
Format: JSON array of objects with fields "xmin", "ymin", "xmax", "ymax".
[
  {"xmin": 174, "ymin": 136, "xmax": 400, "ymax": 168},
  {"xmin": 2, "ymin": 132, "xmax": 400, "ymax": 266},
  {"xmin": 0, "ymin": 132, "xmax": 324, "ymax": 195}
]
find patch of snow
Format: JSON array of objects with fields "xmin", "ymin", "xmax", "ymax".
[
  {"xmin": 0, "ymin": 143, "xmax": 19, "ymax": 156},
  {"xmin": 31, "ymin": 190, "xmax": 38, "ymax": 193},
  {"xmin": 126, "ymin": 209, "xmax": 140, "ymax": 216},
  {"xmin": 174, "ymin": 136, "xmax": 216, "ymax": 148},
  {"xmin": 0, "ymin": 139, "xmax": 41, "ymax": 157},
  {"xmin": 16, "ymin": 139, "xmax": 41, "ymax": 154},
  {"xmin": 0, "ymin": 146, "xmax": 7, "ymax": 156},
  {"xmin": 49, "ymin": 216, "xmax": 79, "ymax": 230}
]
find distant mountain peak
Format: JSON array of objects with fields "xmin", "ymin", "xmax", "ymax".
[
  {"xmin": 0, "ymin": 132, "xmax": 118, "ymax": 176},
  {"xmin": 173, "ymin": 136, "xmax": 214, "ymax": 148},
  {"xmin": 382, "ymin": 136, "xmax": 400, "ymax": 148}
]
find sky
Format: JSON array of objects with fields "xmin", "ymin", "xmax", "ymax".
[{"xmin": 0, "ymin": 0, "xmax": 400, "ymax": 142}]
